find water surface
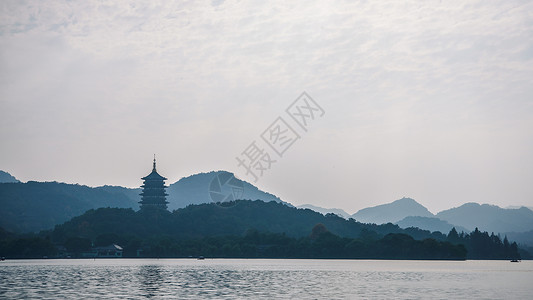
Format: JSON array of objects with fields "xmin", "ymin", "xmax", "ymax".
[{"xmin": 1, "ymin": 259, "xmax": 531, "ymax": 299}]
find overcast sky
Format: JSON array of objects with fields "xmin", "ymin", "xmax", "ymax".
[{"xmin": 1, "ymin": 0, "xmax": 532, "ymax": 214}]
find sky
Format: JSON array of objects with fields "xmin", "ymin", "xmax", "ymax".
[{"xmin": 1, "ymin": 0, "xmax": 532, "ymax": 214}]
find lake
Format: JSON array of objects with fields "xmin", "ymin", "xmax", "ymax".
[{"xmin": 1, "ymin": 259, "xmax": 531, "ymax": 299}]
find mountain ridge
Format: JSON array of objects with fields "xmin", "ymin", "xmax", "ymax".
[
  {"xmin": 352, "ymin": 197, "xmax": 434, "ymax": 224},
  {"xmin": 396, "ymin": 216, "xmax": 469, "ymax": 234},
  {"xmin": 436, "ymin": 203, "xmax": 533, "ymax": 233},
  {"xmin": 0, "ymin": 170, "xmax": 287, "ymax": 233},
  {"xmin": 166, "ymin": 170, "xmax": 286, "ymax": 210},
  {"xmin": 1, "ymin": 169, "xmax": 532, "ymax": 245},
  {"xmin": 0, "ymin": 170, "xmax": 19, "ymax": 183},
  {"xmin": 297, "ymin": 204, "xmax": 351, "ymax": 219}
]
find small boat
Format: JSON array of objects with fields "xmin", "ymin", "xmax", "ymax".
[
  {"xmin": 0, "ymin": 257, "xmax": 5, "ymax": 261},
  {"xmin": 197, "ymin": 256, "xmax": 205, "ymax": 260},
  {"xmin": 510, "ymin": 259, "xmax": 520, "ymax": 262}
]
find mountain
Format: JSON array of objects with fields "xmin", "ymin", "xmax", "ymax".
[
  {"xmin": 0, "ymin": 181, "xmax": 139, "ymax": 233},
  {"xmin": 396, "ymin": 216, "xmax": 469, "ymax": 234},
  {"xmin": 436, "ymin": 203, "xmax": 533, "ymax": 233},
  {"xmin": 96, "ymin": 185, "xmax": 141, "ymax": 205},
  {"xmin": 352, "ymin": 197, "xmax": 434, "ymax": 224},
  {"xmin": 297, "ymin": 204, "xmax": 351, "ymax": 219},
  {"xmin": 507, "ymin": 205, "xmax": 533, "ymax": 211},
  {"xmin": 3, "ymin": 167, "xmax": 532, "ymax": 242},
  {"xmin": 0, "ymin": 170, "xmax": 19, "ymax": 183},
  {"xmin": 166, "ymin": 171, "xmax": 284, "ymax": 210},
  {"xmin": 504, "ymin": 230, "xmax": 533, "ymax": 247},
  {"xmin": 0, "ymin": 170, "xmax": 287, "ymax": 233}
]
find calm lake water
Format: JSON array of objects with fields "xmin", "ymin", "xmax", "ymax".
[{"xmin": 1, "ymin": 259, "xmax": 531, "ymax": 299}]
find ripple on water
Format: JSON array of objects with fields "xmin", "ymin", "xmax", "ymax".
[{"xmin": 0, "ymin": 259, "xmax": 532, "ymax": 299}]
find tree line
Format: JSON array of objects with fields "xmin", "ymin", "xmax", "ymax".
[{"xmin": 0, "ymin": 200, "xmax": 526, "ymax": 260}]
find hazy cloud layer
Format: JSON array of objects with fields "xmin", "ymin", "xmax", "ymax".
[{"xmin": 1, "ymin": 0, "xmax": 532, "ymax": 213}]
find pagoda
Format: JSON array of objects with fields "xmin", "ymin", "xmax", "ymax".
[{"xmin": 139, "ymin": 156, "xmax": 168, "ymax": 211}]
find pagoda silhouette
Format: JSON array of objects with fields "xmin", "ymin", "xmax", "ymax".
[{"xmin": 139, "ymin": 156, "xmax": 168, "ymax": 211}]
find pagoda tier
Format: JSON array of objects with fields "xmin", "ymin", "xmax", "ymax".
[{"xmin": 139, "ymin": 157, "xmax": 168, "ymax": 211}]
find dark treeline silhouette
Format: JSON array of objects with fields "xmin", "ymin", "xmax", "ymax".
[
  {"xmin": 0, "ymin": 200, "xmax": 527, "ymax": 259},
  {"xmin": 447, "ymin": 227, "xmax": 521, "ymax": 260},
  {"xmin": 0, "ymin": 224, "xmax": 466, "ymax": 260},
  {"xmin": 123, "ymin": 225, "xmax": 467, "ymax": 259}
]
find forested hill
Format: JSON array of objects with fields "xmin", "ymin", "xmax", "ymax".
[
  {"xmin": 50, "ymin": 200, "xmax": 444, "ymax": 242},
  {"xmin": 0, "ymin": 181, "xmax": 138, "ymax": 233},
  {"xmin": 36, "ymin": 200, "xmax": 525, "ymax": 260}
]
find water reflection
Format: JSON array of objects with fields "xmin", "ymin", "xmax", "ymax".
[
  {"xmin": 138, "ymin": 265, "xmax": 164, "ymax": 298},
  {"xmin": 0, "ymin": 259, "xmax": 531, "ymax": 299}
]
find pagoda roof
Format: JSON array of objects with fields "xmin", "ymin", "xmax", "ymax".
[{"xmin": 142, "ymin": 170, "xmax": 167, "ymax": 181}]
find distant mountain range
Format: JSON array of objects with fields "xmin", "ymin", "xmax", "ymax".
[
  {"xmin": 296, "ymin": 204, "xmax": 351, "ymax": 219},
  {"xmin": 507, "ymin": 205, "xmax": 533, "ymax": 211},
  {"xmin": 351, "ymin": 197, "xmax": 434, "ymax": 224},
  {"xmin": 396, "ymin": 216, "xmax": 469, "ymax": 234},
  {"xmin": 343, "ymin": 197, "xmax": 533, "ymax": 246},
  {"xmin": 166, "ymin": 171, "xmax": 284, "ymax": 210},
  {"xmin": 437, "ymin": 203, "xmax": 533, "ymax": 233},
  {"xmin": 1, "ymin": 169, "xmax": 532, "ymax": 247},
  {"xmin": 0, "ymin": 170, "xmax": 284, "ymax": 233}
]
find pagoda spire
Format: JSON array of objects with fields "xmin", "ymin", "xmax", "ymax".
[{"xmin": 153, "ymin": 154, "xmax": 157, "ymax": 172}]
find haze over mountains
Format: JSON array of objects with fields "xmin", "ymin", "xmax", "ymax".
[
  {"xmin": 345, "ymin": 197, "xmax": 533, "ymax": 247},
  {"xmin": 351, "ymin": 197, "xmax": 434, "ymax": 224},
  {"xmin": 296, "ymin": 204, "xmax": 351, "ymax": 219},
  {"xmin": 0, "ymin": 170, "xmax": 284, "ymax": 233},
  {"xmin": 1, "ymin": 169, "xmax": 532, "ymax": 247},
  {"xmin": 396, "ymin": 216, "xmax": 469, "ymax": 235},
  {"xmin": 437, "ymin": 203, "xmax": 533, "ymax": 233},
  {"xmin": 166, "ymin": 171, "xmax": 284, "ymax": 210}
]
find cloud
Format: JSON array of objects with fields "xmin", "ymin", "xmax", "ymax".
[{"xmin": 1, "ymin": 0, "xmax": 532, "ymax": 212}]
